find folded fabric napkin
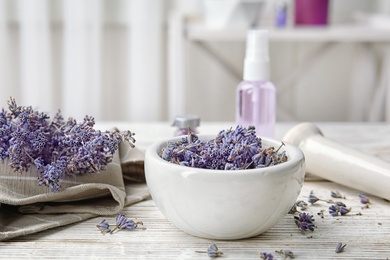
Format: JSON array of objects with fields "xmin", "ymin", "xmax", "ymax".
[{"xmin": 0, "ymin": 141, "xmax": 149, "ymax": 241}]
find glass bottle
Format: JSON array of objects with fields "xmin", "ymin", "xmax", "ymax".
[{"xmin": 236, "ymin": 30, "xmax": 276, "ymax": 137}]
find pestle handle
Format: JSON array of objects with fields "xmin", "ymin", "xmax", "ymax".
[{"xmin": 283, "ymin": 122, "xmax": 390, "ymax": 201}]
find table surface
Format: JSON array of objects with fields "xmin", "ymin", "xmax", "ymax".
[{"xmin": 1, "ymin": 122, "xmax": 390, "ymax": 259}]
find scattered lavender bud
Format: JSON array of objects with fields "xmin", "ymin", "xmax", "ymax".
[
  {"xmin": 207, "ymin": 243, "xmax": 224, "ymax": 258},
  {"xmin": 334, "ymin": 201, "xmax": 346, "ymax": 207},
  {"xmin": 260, "ymin": 251, "xmax": 274, "ymax": 260},
  {"xmin": 308, "ymin": 191, "xmax": 333, "ymax": 205},
  {"xmin": 329, "ymin": 205, "xmax": 339, "ymax": 217},
  {"xmin": 96, "ymin": 219, "xmax": 111, "ymax": 234},
  {"xmin": 196, "ymin": 243, "xmax": 223, "ymax": 258},
  {"xmin": 160, "ymin": 125, "xmax": 287, "ymax": 170},
  {"xmin": 296, "ymin": 200, "xmax": 308, "ymax": 210},
  {"xmin": 110, "ymin": 214, "xmax": 143, "ymax": 233},
  {"xmin": 339, "ymin": 206, "xmax": 351, "ymax": 216},
  {"xmin": 289, "ymin": 200, "xmax": 308, "ymax": 214},
  {"xmin": 359, "ymin": 194, "xmax": 371, "ymax": 204},
  {"xmin": 288, "ymin": 204, "xmax": 299, "ymax": 214},
  {"xmin": 335, "ymin": 242, "xmax": 347, "ymax": 253},
  {"xmin": 331, "ymin": 190, "xmax": 346, "ymax": 199},
  {"xmin": 275, "ymin": 249, "xmax": 295, "ymax": 259},
  {"xmin": 294, "ymin": 212, "xmax": 316, "ymax": 232},
  {"xmin": 329, "ymin": 203, "xmax": 361, "ymax": 217}
]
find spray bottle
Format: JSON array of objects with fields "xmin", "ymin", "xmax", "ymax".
[{"xmin": 236, "ymin": 30, "xmax": 276, "ymax": 137}]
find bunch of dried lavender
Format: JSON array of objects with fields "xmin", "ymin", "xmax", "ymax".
[
  {"xmin": 0, "ymin": 98, "xmax": 135, "ymax": 191},
  {"xmin": 160, "ymin": 125, "xmax": 287, "ymax": 170}
]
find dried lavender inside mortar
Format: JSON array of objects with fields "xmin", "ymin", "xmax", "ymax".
[{"xmin": 160, "ymin": 125, "xmax": 287, "ymax": 170}]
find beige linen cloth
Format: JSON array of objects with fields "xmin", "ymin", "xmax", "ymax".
[{"xmin": 0, "ymin": 141, "xmax": 149, "ymax": 241}]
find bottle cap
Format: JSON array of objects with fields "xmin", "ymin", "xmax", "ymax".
[
  {"xmin": 172, "ymin": 115, "xmax": 200, "ymax": 128},
  {"xmin": 243, "ymin": 30, "xmax": 270, "ymax": 81}
]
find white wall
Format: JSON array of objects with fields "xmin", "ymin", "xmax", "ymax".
[{"xmin": 1, "ymin": 0, "xmax": 388, "ymax": 122}]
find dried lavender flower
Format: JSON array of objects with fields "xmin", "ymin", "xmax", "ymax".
[
  {"xmin": 288, "ymin": 204, "xmax": 299, "ymax": 214},
  {"xmin": 260, "ymin": 251, "xmax": 274, "ymax": 260},
  {"xmin": 296, "ymin": 200, "xmax": 308, "ymax": 210},
  {"xmin": 331, "ymin": 190, "xmax": 345, "ymax": 199},
  {"xmin": 308, "ymin": 191, "xmax": 333, "ymax": 205},
  {"xmin": 275, "ymin": 249, "xmax": 295, "ymax": 259},
  {"xmin": 207, "ymin": 243, "xmax": 223, "ymax": 258},
  {"xmin": 289, "ymin": 200, "xmax": 308, "ymax": 214},
  {"xmin": 110, "ymin": 214, "xmax": 143, "ymax": 233},
  {"xmin": 160, "ymin": 125, "xmax": 287, "ymax": 170},
  {"xmin": 359, "ymin": 194, "xmax": 371, "ymax": 204},
  {"xmin": 329, "ymin": 203, "xmax": 361, "ymax": 217},
  {"xmin": 335, "ymin": 242, "xmax": 347, "ymax": 253},
  {"xmin": 294, "ymin": 212, "xmax": 316, "ymax": 232},
  {"xmin": 0, "ymin": 98, "xmax": 135, "ymax": 191},
  {"xmin": 96, "ymin": 219, "xmax": 111, "ymax": 234},
  {"xmin": 196, "ymin": 243, "xmax": 223, "ymax": 258}
]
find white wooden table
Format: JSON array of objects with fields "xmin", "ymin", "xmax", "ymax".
[{"xmin": 1, "ymin": 122, "xmax": 390, "ymax": 259}]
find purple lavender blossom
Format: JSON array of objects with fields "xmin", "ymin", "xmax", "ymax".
[
  {"xmin": 96, "ymin": 219, "xmax": 111, "ymax": 234},
  {"xmin": 207, "ymin": 243, "xmax": 223, "ymax": 258},
  {"xmin": 0, "ymin": 97, "xmax": 136, "ymax": 191},
  {"xmin": 335, "ymin": 242, "xmax": 347, "ymax": 253},
  {"xmin": 329, "ymin": 205, "xmax": 339, "ymax": 217},
  {"xmin": 294, "ymin": 212, "xmax": 316, "ymax": 232},
  {"xmin": 331, "ymin": 190, "xmax": 345, "ymax": 199},
  {"xmin": 160, "ymin": 125, "xmax": 287, "ymax": 170},
  {"xmin": 260, "ymin": 251, "xmax": 274, "ymax": 260},
  {"xmin": 359, "ymin": 194, "xmax": 370, "ymax": 204},
  {"xmin": 307, "ymin": 192, "xmax": 320, "ymax": 204},
  {"xmin": 275, "ymin": 249, "xmax": 294, "ymax": 259},
  {"xmin": 112, "ymin": 214, "xmax": 143, "ymax": 233},
  {"xmin": 329, "ymin": 203, "xmax": 352, "ymax": 216}
]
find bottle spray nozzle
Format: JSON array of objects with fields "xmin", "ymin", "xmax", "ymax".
[{"xmin": 243, "ymin": 30, "xmax": 270, "ymax": 81}]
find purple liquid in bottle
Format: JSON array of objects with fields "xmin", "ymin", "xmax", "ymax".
[
  {"xmin": 237, "ymin": 80, "xmax": 276, "ymax": 137},
  {"xmin": 236, "ymin": 30, "xmax": 276, "ymax": 138}
]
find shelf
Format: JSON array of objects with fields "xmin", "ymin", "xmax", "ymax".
[{"xmin": 186, "ymin": 23, "xmax": 390, "ymax": 42}]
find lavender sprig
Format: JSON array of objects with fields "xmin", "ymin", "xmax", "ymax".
[
  {"xmin": 0, "ymin": 98, "xmax": 136, "ymax": 191},
  {"xmin": 196, "ymin": 243, "xmax": 223, "ymax": 258},
  {"xmin": 308, "ymin": 191, "xmax": 333, "ymax": 205},
  {"xmin": 329, "ymin": 202, "xmax": 361, "ymax": 217},
  {"xmin": 160, "ymin": 125, "xmax": 287, "ymax": 170}
]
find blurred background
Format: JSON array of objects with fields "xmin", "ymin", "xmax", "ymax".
[{"xmin": 0, "ymin": 0, "xmax": 389, "ymax": 123}]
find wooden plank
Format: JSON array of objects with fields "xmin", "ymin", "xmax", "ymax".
[{"xmin": 2, "ymin": 179, "xmax": 390, "ymax": 259}]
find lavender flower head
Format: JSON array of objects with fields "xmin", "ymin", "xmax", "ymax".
[
  {"xmin": 260, "ymin": 252, "xmax": 274, "ymax": 260},
  {"xmin": 160, "ymin": 125, "xmax": 287, "ymax": 170},
  {"xmin": 335, "ymin": 242, "xmax": 347, "ymax": 253},
  {"xmin": 207, "ymin": 243, "xmax": 223, "ymax": 258},
  {"xmin": 96, "ymin": 219, "xmax": 111, "ymax": 234},
  {"xmin": 329, "ymin": 203, "xmax": 351, "ymax": 217},
  {"xmin": 294, "ymin": 212, "xmax": 316, "ymax": 232},
  {"xmin": 114, "ymin": 214, "xmax": 142, "ymax": 231},
  {"xmin": 359, "ymin": 194, "xmax": 370, "ymax": 204},
  {"xmin": 0, "ymin": 98, "xmax": 136, "ymax": 191}
]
